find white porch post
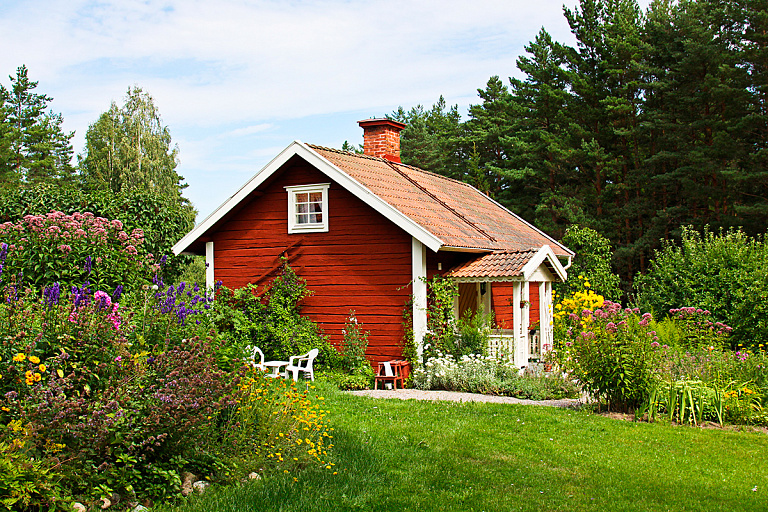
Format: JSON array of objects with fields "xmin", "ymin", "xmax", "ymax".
[
  {"xmin": 205, "ymin": 241, "xmax": 215, "ymax": 292},
  {"xmin": 521, "ymin": 280, "xmax": 530, "ymax": 365},
  {"xmin": 512, "ymin": 281, "xmax": 526, "ymax": 368},
  {"xmin": 411, "ymin": 237, "xmax": 427, "ymax": 359},
  {"xmin": 540, "ymin": 281, "xmax": 553, "ymax": 354}
]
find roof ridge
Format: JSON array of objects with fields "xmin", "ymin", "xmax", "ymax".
[
  {"xmin": 382, "ymin": 159, "xmax": 498, "ymax": 244},
  {"xmin": 306, "ymin": 143, "xmax": 383, "ymax": 162}
]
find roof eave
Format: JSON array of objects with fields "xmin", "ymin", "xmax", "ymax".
[{"xmin": 172, "ymin": 141, "xmax": 445, "ymax": 255}]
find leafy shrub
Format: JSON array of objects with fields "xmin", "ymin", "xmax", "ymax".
[
  {"xmin": 552, "ymin": 301, "xmax": 662, "ymax": 412},
  {"xmin": 212, "ymin": 263, "xmax": 338, "ymax": 368},
  {"xmin": 0, "ymin": 270, "xmax": 337, "ymax": 509},
  {"xmin": 0, "ymin": 185, "xmax": 195, "ymax": 282},
  {"xmin": 231, "ymin": 373, "xmax": 335, "ymax": 474},
  {"xmin": 421, "ymin": 276, "xmax": 458, "ymax": 361},
  {"xmin": 635, "ymin": 226, "xmax": 768, "ymax": 349},
  {"xmin": 412, "ymin": 352, "xmax": 578, "ymax": 400},
  {"xmin": 452, "ymin": 309, "xmax": 493, "ymax": 357},
  {"xmin": 556, "ymin": 225, "xmax": 621, "ymax": 299}
]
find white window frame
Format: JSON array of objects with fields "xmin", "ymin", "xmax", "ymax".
[{"xmin": 285, "ymin": 183, "xmax": 330, "ymax": 233}]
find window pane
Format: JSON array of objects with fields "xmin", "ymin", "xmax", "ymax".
[
  {"xmin": 310, "ymin": 202, "xmax": 322, "ymax": 213},
  {"xmin": 297, "ymin": 213, "xmax": 309, "ymax": 224},
  {"xmin": 297, "ymin": 203, "xmax": 308, "ymax": 214},
  {"xmin": 309, "ymin": 192, "xmax": 322, "ymax": 202},
  {"xmin": 296, "ymin": 192, "xmax": 308, "ymax": 203}
]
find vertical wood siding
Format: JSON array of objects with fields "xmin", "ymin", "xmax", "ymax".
[{"xmin": 212, "ymin": 161, "xmax": 413, "ymax": 364}]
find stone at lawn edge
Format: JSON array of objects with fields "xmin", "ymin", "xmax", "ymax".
[
  {"xmin": 181, "ymin": 471, "xmax": 197, "ymax": 496},
  {"xmin": 132, "ymin": 506, "xmax": 149, "ymax": 512},
  {"xmin": 193, "ymin": 480, "xmax": 210, "ymax": 494},
  {"xmin": 249, "ymin": 472, "xmax": 262, "ymax": 480},
  {"xmin": 72, "ymin": 503, "xmax": 86, "ymax": 512},
  {"xmin": 101, "ymin": 496, "xmax": 112, "ymax": 509}
]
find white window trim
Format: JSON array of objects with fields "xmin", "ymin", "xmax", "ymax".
[{"xmin": 285, "ymin": 183, "xmax": 330, "ymax": 233}]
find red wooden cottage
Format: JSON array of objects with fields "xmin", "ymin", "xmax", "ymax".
[{"xmin": 172, "ymin": 119, "xmax": 573, "ymax": 368}]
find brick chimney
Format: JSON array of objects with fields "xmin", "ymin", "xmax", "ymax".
[{"xmin": 358, "ymin": 118, "xmax": 406, "ymax": 163}]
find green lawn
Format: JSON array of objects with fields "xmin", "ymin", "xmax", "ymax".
[{"xmin": 166, "ymin": 384, "xmax": 768, "ymax": 512}]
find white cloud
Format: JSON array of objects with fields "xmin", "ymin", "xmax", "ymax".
[{"xmin": 0, "ymin": 0, "xmax": 653, "ymax": 218}]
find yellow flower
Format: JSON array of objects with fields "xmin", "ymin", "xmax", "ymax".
[
  {"xmin": 13, "ymin": 353, "xmax": 25, "ymax": 362},
  {"xmin": 38, "ymin": 364, "xmax": 46, "ymax": 373},
  {"xmin": 34, "ymin": 373, "xmax": 42, "ymax": 382},
  {"xmin": 29, "ymin": 356, "xmax": 40, "ymax": 364}
]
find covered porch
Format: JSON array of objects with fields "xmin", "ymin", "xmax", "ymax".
[{"xmin": 446, "ymin": 245, "xmax": 567, "ymax": 369}]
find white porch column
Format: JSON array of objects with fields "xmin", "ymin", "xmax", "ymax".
[
  {"xmin": 540, "ymin": 281, "xmax": 553, "ymax": 354},
  {"xmin": 521, "ymin": 280, "xmax": 530, "ymax": 355},
  {"xmin": 512, "ymin": 281, "xmax": 526, "ymax": 368},
  {"xmin": 205, "ymin": 241, "xmax": 215, "ymax": 292},
  {"xmin": 411, "ymin": 237, "xmax": 427, "ymax": 358}
]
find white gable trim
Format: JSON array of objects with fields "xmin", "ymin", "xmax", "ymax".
[
  {"xmin": 520, "ymin": 245, "xmax": 568, "ymax": 282},
  {"xmin": 172, "ymin": 141, "xmax": 444, "ymax": 255}
]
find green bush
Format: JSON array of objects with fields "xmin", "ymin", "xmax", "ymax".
[
  {"xmin": 412, "ymin": 353, "xmax": 579, "ymax": 400},
  {"xmin": 0, "ymin": 212, "xmax": 155, "ymax": 292},
  {"xmin": 452, "ymin": 309, "xmax": 493, "ymax": 357},
  {"xmin": 635, "ymin": 226, "xmax": 768, "ymax": 349},
  {"xmin": 0, "ymin": 185, "xmax": 194, "ymax": 282},
  {"xmin": 553, "ymin": 301, "xmax": 662, "ymax": 412},
  {"xmin": 556, "ymin": 225, "xmax": 621, "ymax": 299},
  {"xmin": 211, "ymin": 263, "xmax": 338, "ymax": 369}
]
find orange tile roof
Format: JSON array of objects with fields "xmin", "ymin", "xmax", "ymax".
[
  {"xmin": 309, "ymin": 145, "xmax": 572, "ymax": 256},
  {"xmin": 446, "ymin": 250, "xmax": 537, "ymax": 279}
]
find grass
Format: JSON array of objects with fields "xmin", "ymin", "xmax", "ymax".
[{"xmin": 164, "ymin": 383, "xmax": 768, "ymax": 512}]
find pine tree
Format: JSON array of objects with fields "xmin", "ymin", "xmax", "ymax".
[{"xmin": 0, "ymin": 65, "xmax": 74, "ymax": 185}]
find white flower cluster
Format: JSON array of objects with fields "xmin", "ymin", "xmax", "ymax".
[{"xmin": 412, "ymin": 351, "xmax": 518, "ymax": 391}]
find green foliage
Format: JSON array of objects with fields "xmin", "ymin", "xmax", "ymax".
[
  {"xmin": 422, "ymin": 275, "xmax": 458, "ymax": 361},
  {"xmin": 0, "ymin": 65, "xmax": 74, "ymax": 186},
  {"xmin": 0, "ymin": 186, "xmax": 194, "ymax": 282},
  {"xmin": 0, "ymin": 211, "xmax": 155, "ymax": 292},
  {"xmin": 635, "ymin": 226, "xmax": 768, "ymax": 348},
  {"xmin": 557, "ymin": 225, "xmax": 621, "ymax": 299},
  {"xmin": 413, "ymin": 352, "xmax": 579, "ymax": 400},
  {"xmin": 553, "ymin": 300, "xmax": 662, "ymax": 412},
  {"xmin": 339, "ymin": 311, "xmax": 373, "ymax": 379},
  {"xmin": 453, "ymin": 309, "xmax": 494, "ymax": 357},
  {"xmin": 0, "ymin": 438, "xmax": 67, "ymax": 511},
  {"xmin": 79, "ymin": 86, "xmax": 188, "ymax": 201},
  {"xmin": 0, "ymin": 268, "xmax": 336, "ymax": 508},
  {"xmin": 212, "ymin": 262, "xmax": 337, "ymax": 368}
]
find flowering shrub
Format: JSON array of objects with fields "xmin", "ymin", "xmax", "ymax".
[
  {"xmin": 552, "ymin": 301, "xmax": 663, "ymax": 411},
  {"xmin": 0, "ymin": 211, "xmax": 156, "ymax": 292},
  {"xmin": 666, "ymin": 307, "xmax": 732, "ymax": 350},
  {"xmin": 0, "ymin": 269, "xmax": 338, "ymax": 508},
  {"xmin": 232, "ymin": 373, "xmax": 335, "ymax": 476},
  {"xmin": 413, "ymin": 352, "xmax": 578, "ymax": 400}
]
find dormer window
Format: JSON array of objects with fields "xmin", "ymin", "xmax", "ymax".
[{"xmin": 285, "ymin": 183, "xmax": 330, "ymax": 233}]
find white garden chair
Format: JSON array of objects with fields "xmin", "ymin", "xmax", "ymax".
[
  {"xmin": 245, "ymin": 345, "xmax": 267, "ymax": 371},
  {"xmin": 284, "ymin": 348, "xmax": 319, "ymax": 381}
]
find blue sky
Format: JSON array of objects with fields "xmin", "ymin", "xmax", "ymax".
[{"xmin": 1, "ymin": 0, "xmax": 651, "ymax": 221}]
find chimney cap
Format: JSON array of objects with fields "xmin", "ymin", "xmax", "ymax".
[{"xmin": 357, "ymin": 118, "xmax": 406, "ymax": 131}]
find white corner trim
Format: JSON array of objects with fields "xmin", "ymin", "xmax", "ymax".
[
  {"xmin": 521, "ymin": 245, "xmax": 568, "ymax": 282},
  {"xmin": 205, "ymin": 241, "xmax": 214, "ymax": 291},
  {"xmin": 412, "ymin": 238, "xmax": 427, "ymax": 358},
  {"xmin": 172, "ymin": 141, "xmax": 444, "ymax": 255}
]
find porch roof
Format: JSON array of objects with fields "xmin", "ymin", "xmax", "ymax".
[{"xmin": 446, "ymin": 245, "xmax": 567, "ymax": 282}]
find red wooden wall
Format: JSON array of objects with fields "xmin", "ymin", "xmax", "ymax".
[
  {"xmin": 211, "ymin": 160, "xmax": 413, "ymax": 363},
  {"xmin": 491, "ymin": 282, "xmax": 541, "ymax": 331}
]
